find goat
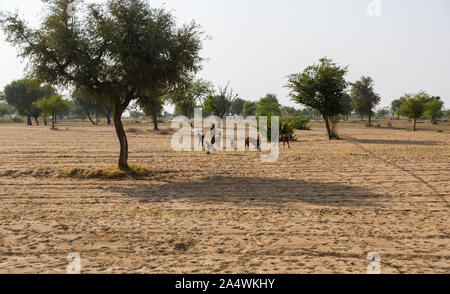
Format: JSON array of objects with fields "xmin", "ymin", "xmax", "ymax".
[
  {"xmin": 245, "ymin": 135, "xmax": 261, "ymax": 151},
  {"xmin": 202, "ymin": 124, "xmax": 216, "ymax": 154},
  {"xmin": 279, "ymin": 134, "xmax": 292, "ymax": 149}
]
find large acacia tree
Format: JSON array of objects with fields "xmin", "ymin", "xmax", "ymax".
[
  {"xmin": 1, "ymin": 0, "xmax": 203, "ymax": 169},
  {"xmin": 286, "ymin": 57, "xmax": 348, "ymax": 140}
]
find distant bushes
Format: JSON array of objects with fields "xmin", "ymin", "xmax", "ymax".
[
  {"xmin": 257, "ymin": 115, "xmax": 310, "ymax": 141},
  {"xmin": 283, "ymin": 116, "xmax": 310, "ymax": 131},
  {"xmin": 0, "ymin": 115, "xmax": 24, "ymax": 124}
]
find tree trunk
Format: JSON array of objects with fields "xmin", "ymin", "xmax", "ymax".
[
  {"xmin": 114, "ymin": 102, "xmax": 130, "ymax": 170},
  {"xmin": 26, "ymin": 114, "xmax": 32, "ymax": 126},
  {"xmin": 413, "ymin": 119, "xmax": 417, "ymax": 131},
  {"xmin": 44, "ymin": 116, "xmax": 47, "ymax": 126},
  {"xmin": 52, "ymin": 113, "xmax": 55, "ymax": 130},
  {"xmin": 106, "ymin": 113, "xmax": 111, "ymax": 125},
  {"xmin": 34, "ymin": 117, "xmax": 39, "ymax": 125},
  {"xmin": 96, "ymin": 112, "xmax": 99, "ymax": 125},
  {"xmin": 152, "ymin": 115, "xmax": 159, "ymax": 131},
  {"xmin": 84, "ymin": 108, "xmax": 96, "ymax": 125},
  {"xmin": 368, "ymin": 114, "xmax": 372, "ymax": 125},
  {"xmin": 323, "ymin": 115, "xmax": 333, "ymax": 140}
]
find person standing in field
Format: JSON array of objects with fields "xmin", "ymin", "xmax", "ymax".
[{"xmin": 204, "ymin": 124, "xmax": 216, "ymax": 154}]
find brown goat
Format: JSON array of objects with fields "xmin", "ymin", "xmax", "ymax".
[{"xmin": 279, "ymin": 134, "xmax": 292, "ymax": 149}]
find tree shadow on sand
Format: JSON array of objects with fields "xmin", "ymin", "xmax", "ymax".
[
  {"xmin": 352, "ymin": 139, "xmax": 440, "ymax": 146},
  {"xmin": 107, "ymin": 176, "xmax": 386, "ymax": 208}
]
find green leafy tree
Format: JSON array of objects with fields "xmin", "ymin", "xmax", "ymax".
[
  {"xmin": 36, "ymin": 94, "xmax": 70, "ymax": 129},
  {"xmin": 73, "ymin": 88, "xmax": 100, "ymax": 125},
  {"xmin": 397, "ymin": 91, "xmax": 430, "ymax": 131},
  {"xmin": 376, "ymin": 107, "xmax": 391, "ymax": 119},
  {"xmin": 230, "ymin": 98, "xmax": 246, "ymax": 115},
  {"xmin": 350, "ymin": 76, "xmax": 381, "ymax": 125},
  {"xmin": 72, "ymin": 88, "xmax": 113, "ymax": 125},
  {"xmin": 341, "ymin": 93, "xmax": 353, "ymax": 121},
  {"xmin": 139, "ymin": 96, "xmax": 164, "ymax": 130},
  {"xmin": 425, "ymin": 99, "xmax": 444, "ymax": 124},
  {"xmin": 168, "ymin": 79, "xmax": 212, "ymax": 118},
  {"xmin": 2, "ymin": 79, "xmax": 47, "ymax": 125},
  {"xmin": 242, "ymin": 101, "xmax": 257, "ymax": 117},
  {"xmin": 280, "ymin": 106, "xmax": 298, "ymax": 117},
  {"xmin": 67, "ymin": 100, "xmax": 87, "ymax": 121},
  {"xmin": 1, "ymin": 0, "xmax": 203, "ymax": 169},
  {"xmin": 286, "ymin": 57, "xmax": 348, "ymax": 140},
  {"xmin": 391, "ymin": 99, "xmax": 403, "ymax": 120},
  {"xmin": 256, "ymin": 94, "xmax": 281, "ymax": 117},
  {"xmin": 0, "ymin": 103, "xmax": 15, "ymax": 118},
  {"xmin": 443, "ymin": 109, "xmax": 450, "ymax": 118}
]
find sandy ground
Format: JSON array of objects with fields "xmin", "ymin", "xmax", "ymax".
[{"xmin": 0, "ymin": 119, "xmax": 449, "ymax": 274}]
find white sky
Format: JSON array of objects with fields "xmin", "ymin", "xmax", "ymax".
[{"xmin": 1, "ymin": 0, "xmax": 449, "ymax": 109}]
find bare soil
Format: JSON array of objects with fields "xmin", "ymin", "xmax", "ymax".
[{"xmin": 0, "ymin": 119, "xmax": 448, "ymax": 273}]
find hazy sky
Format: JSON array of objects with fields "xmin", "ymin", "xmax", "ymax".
[{"xmin": 1, "ymin": 0, "xmax": 449, "ymax": 109}]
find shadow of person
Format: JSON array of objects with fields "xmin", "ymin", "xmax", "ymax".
[{"xmin": 107, "ymin": 176, "xmax": 385, "ymax": 208}]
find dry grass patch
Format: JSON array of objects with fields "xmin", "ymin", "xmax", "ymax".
[{"xmin": 67, "ymin": 164, "xmax": 153, "ymax": 180}]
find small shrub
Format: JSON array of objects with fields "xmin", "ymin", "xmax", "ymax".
[
  {"xmin": 126, "ymin": 127, "xmax": 145, "ymax": 134},
  {"xmin": 11, "ymin": 116, "xmax": 25, "ymax": 123},
  {"xmin": 0, "ymin": 115, "xmax": 9, "ymax": 124},
  {"xmin": 156, "ymin": 128, "xmax": 176, "ymax": 135},
  {"xmin": 0, "ymin": 115, "xmax": 24, "ymax": 124},
  {"xmin": 280, "ymin": 115, "xmax": 310, "ymax": 135}
]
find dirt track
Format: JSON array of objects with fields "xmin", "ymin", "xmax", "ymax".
[{"xmin": 0, "ymin": 120, "xmax": 449, "ymax": 273}]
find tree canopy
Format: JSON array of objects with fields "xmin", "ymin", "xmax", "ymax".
[
  {"xmin": 350, "ymin": 76, "xmax": 381, "ymax": 124},
  {"xmin": 36, "ymin": 94, "xmax": 70, "ymax": 129},
  {"xmin": 242, "ymin": 101, "xmax": 257, "ymax": 117},
  {"xmin": 168, "ymin": 79, "xmax": 212, "ymax": 118},
  {"xmin": 2, "ymin": 79, "xmax": 48, "ymax": 125},
  {"xmin": 425, "ymin": 98, "xmax": 444, "ymax": 124},
  {"xmin": 230, "ymin": 98, "xmax": 246, "ymax": 115},
  {"xmin": 0, "ymin": 103, "xmax": 14, "ymax": 118},
  {"xmin": 256, "ymin": 94, "xmax": 281, "ymax": 117},
  {"xmin": 397, "ymin": 91, "xmax": 430, "ymax": 131},
  {"xmin": 139, "ymin": 95, "xmax": 165, "ymax": 130},
  {"xmin": 391, "ymin": 99, "xmax": 403, "ymax": 119},
  {"xmin": 286, "ymin": 57, "xmax": 348, "ymax": 139}
]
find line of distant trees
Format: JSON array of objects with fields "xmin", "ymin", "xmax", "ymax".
[
  {"xmin": 285, "ymin": 58, "xmax": 448, "ymax": 138},
  {"xmin": 1, "ymin": 76, "xmax": 448, "ymax": 134},
  {"xmin": 0, "ymin": 0, "xmax": 448, "ymax": 169},
  {"xmin": 0, "ymin": 79, "xmax": 115, "ymax": 128}
]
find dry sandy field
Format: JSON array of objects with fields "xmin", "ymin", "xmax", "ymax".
[{"xmin": 0, "ymin": 119, "xmax": 449, "ymax": 274}]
